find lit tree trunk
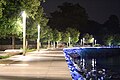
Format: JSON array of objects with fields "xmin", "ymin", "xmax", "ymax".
[
  {"xmin": 51, "ymin": 42, "xmax": 53, "ymax": 48},
  {"xmin": 67, "ymin": 43, "xmax": 69, "ymax": 48},
  {"xmin": 12, "ymin": 36, "xmax": 15, "ymax": 49},
  {"xmin": 48, "ymin": 40, "xmax": 50, "ymax": 48}
]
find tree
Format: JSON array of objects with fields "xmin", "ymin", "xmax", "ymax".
[
  {"xmin": 103, "ymin": 35, "xmax": 113, "ymax": 46},
  {"xmin": 82, "ymin": 33, "xmax": 94, "ymax": 44},
  {"xmin": 0, "ymin": 17, "xmax": 22, "ymax": 48},
  {"xmin": 112, "ymin": 34, "xmax": 120, "ymax": 46},
  {"xmin": 46, "ymin": 27, "xmax": 53, "ymax": 48},
  {"xmin": 103, "ymin": 15, "xmax": 120, "ymax": 34},
  {"xmin": 103, "ymin": 34, "xmax": 120, "ymax": 46},
  {"xmin": 0, "ymin": 0, "xmax": 46, "ymax": 49},
  {"xmin": 66, "ymin": 28, "xmax": 80, "ymax": 45},
  {"xmin": 26, "ymin": 10, "xmax": 48, "ymax": 41},
  {"xmin": 61, "ymin": 31, "xmax": 70, "ymax": 47},
  {"xmin": 52, "ymin": 29, "xmax": 61, "ymax": 48},
  {"xmin": 49, "ymin": 2, "xmax": 88, "ymax": 32}
]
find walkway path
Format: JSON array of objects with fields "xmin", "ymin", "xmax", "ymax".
[{"xmin": 0, "ymin": 49, "xmax": 72, "ymax": 80}]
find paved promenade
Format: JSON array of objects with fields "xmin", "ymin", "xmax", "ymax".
[{"xmin": 0, "ymin": 49, "xmax": 72, "ymax": 80}]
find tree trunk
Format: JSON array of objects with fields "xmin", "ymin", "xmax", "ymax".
[
  {"xmin": 12, "ymin": 36, "xmax": 15, "ymax": 49},
  {"xmin": 50, "ymin": 42, "xmax": 53, "ymax": 48},
  {"xmin": 48, "ymin": 40, "xmax": 50, "ymax": 48},
  {"xmin": 40, "ymin": 42, "xmax": 41, "ymax": 48},
  {"xmin": 53, "ymin": 41, "xmax": 55, "ymax": 48},
  {"xmin": 26, "ymin": 40, "xmax": 28, "ymax": 49},
  {"xmin": 67, "ymin": 43, "xmax": 69, "ymax": 48},
  {"xmin": 56, "ymin": 41, "xmax": 58, "ymax": 48}
]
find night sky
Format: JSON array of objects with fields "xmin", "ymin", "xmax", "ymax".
[{"xmin": 42, "ymin": 0, "xmax": 120, "ymax": 23}]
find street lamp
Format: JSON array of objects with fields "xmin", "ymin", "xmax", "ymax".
[
  {"xmin": 37, "ymin": 24, "xmax": 40, "ymax": 51},
  {"xmin": 92, "ymin": 38, "xmax": 94, "ymax": 47},
  {"xmin": 95, "ymin": 40, "xmax": 96, "ymax": 45},
  {"xmin": 22, "ymin": 11, "xmax": 26, "ymax": 56},
  {"xmin": 83, "ymin": 38, "xmax": 85, "ymax": 46}
]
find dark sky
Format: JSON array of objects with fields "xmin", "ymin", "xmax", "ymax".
[{"xmin": 42, "ymin": 0, "xmax": 120, "ymax": 23}]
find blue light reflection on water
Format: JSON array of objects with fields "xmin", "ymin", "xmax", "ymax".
[{"xmin": 63, "ymin": 47, "xmax": 120, "ymax": 80}]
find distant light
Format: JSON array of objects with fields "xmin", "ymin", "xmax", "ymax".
[{"xmin": 22, "ymin": 11, "xmax": 26, "ymax": 18}]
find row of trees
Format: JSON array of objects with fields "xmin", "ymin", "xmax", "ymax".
[
  {"xmin": 43, "ymin": 27, "xmax": 80, "ymax": 48},
  {"xmin": 0, "ymin": 1, "xmax": 80, "ymax": 49},
  {"xmin": 103, "ymin": 34, "xmax": 120, "ymax": 46},
  {"xmin": 0, "ymin": 0, "xmax": 49, "ymax": 49},
  {"xmin": 0, "ymin": 1, "xmax": 119, "ymax": 48},
  {"xmin": 48, "ymin": 2, "xmax": 120, "ymax": 46}
]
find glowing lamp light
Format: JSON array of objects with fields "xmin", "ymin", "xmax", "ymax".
[
  {"xmin": 22, "ymin": 11, "xmax": 27, "ymax": 56},
  {"xmin": 37, "ymin": 24, "xmax": 40, "ymax": 51}
]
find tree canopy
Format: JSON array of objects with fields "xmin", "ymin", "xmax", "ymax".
[
  {"xmin": 103, "ymin": 15, "xmax": 120, "ymax": 34},
  {"xmin": 0, "ymin": 0, "xmax": 49, "ymax": 48},
  {"xmin": 48, "ymin": 2, "xmax": 88, "ymax": 32},
  {"xmin": 0, "ymin": 0, "xmax": 47, "ymax": 39}
]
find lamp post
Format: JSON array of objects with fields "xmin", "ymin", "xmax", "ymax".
[
  {"xmin": 95, "ymin": 40, "xmax": 96, "ymax": 45},
  {"xmin": 37, "ymin": 24, "xmax": 40, "ymax": 51},
  {"xmin": 22, "ymin": 11, "xmax": 26, "ymax": 56},
  {"xmin": 92, "ymin": 38, "xmax": 94, "ymax": 47},
  {"xmin": 83, "ymin": 38, "xmax": 85, "ymax": 47}
]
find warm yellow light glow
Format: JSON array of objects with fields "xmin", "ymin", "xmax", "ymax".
[
  {"xmin": 22, "ymin": 11, "xmax": 26, "ymax": 18},
  {"xmin": 37, "ymin": 24, "xmax": 40, "ymax": 51},
  {"xmin": 22, "ymin": 11, "xmax": 26, "ymax": 56}
]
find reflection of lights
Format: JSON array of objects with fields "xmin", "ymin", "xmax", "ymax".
[
  {"xmin": 92, "ymin": 59, "xmax": 94, "ymax": 69},
  {"xmin": 92, "ymin": 59, "xmax": 96, "ymax": 70},
  {"xmin": 83, "ymin": 59, "xmax": 85, "ymax": 69},
  {"xmin": 63, "ymin": 47, "xmax": 120, "ymax": 80}
]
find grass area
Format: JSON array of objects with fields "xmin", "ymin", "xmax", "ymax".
[
  {"xmin": 26, "ymin": 48, "xmax": 36, "ymax": 52},
  {"xmin": 0, "ymin": 48, "xmax": 36, "ymax": 59},
  {"xmin": 0, "ymin": 55, "xmax": 10, "ymax": 59}
]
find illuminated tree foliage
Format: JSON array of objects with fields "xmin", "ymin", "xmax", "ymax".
[
  {"xmin": 52, "ymin": 29, "xmax": 61, "ymax": 48},
  {"xmin": 103, "ymin": 35, "xmax": 114, "ymax": 46},
  {"xmin": 83, "ymin": 33, "xmax": 94, "ymax": 44},
  {"xmin": 0, "ymin": 0, "xmax": 47, "ymax": 48},
  {"xmin": 61, "ymin": 31, "xmax": 70, "ymax": 47},
  {"xmin": 66, "ymin": 28, "xmax": 80, "ymax": 45},
  {"xmin": 0, "ymin": 0, "xmax": 6, "ymax": 18},
  {"xmin": 103, "ymin": 34, "xmax": 120, "ymax": 46}
]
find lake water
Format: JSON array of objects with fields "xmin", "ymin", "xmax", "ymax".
[
  {"xmin": 63, "ymin": 47, "xmax": 120, "ymax": 80},
  {"xmin": 75, "ymin": 56, "xmax": 120, "ymax": 79}
]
